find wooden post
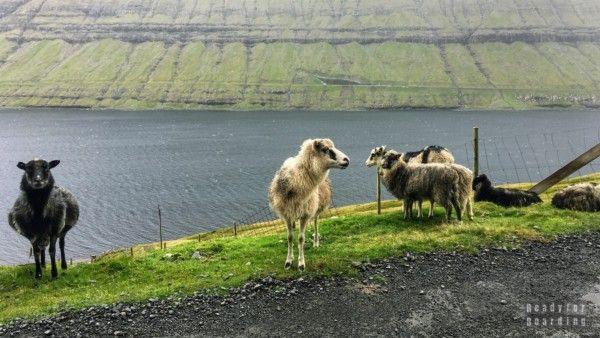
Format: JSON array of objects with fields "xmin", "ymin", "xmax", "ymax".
[
  {"xmin": 529, "ymin": 142, "xmax": 600, "ymax": 194},
  {"xmin": 158, "ymin": 205, "xmax": 163, "ymax": 250},
  {"xmin": 130, "ymin": 247, "xmax": 134, "ymax": 257},
  {"xmin": 376, "ymin": 168, "xmax": 382, "ymax": 214},
  {"xmin": 70, "ymin": 258, "xmax": 73, "ymax": 266},
  {"xmin": 234, "ymin": 223, "xmax": 238, "ymax": 237},
  {"xmin": 473, "ymin": 127, "xmax": 479, "ymax": 178},
  {"xmin": 198, "ymin": 234, "xmax": 201, "ymax": 242}
]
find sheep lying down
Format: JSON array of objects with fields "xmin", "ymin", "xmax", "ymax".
[
  {"xmin": 473, "ymin": 174, "xmax": 542, "ymax": 208},
  {"xmin": 551, "ymin": 183, "xmax": 600, "ymax": 212}
]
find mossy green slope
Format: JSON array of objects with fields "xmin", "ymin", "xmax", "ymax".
[{"xmin": 0, "ymin": 0, "xmax": 599, "ymax": 110}]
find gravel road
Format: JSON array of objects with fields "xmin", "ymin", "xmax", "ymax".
[{"xmin": 2, "ymin": 232, "xmax": 600, "ymax": 337}]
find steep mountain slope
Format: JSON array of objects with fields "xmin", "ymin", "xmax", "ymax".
[{"xmin": 0, "ymin": 0, "xmax": 599, "ymax": 110}]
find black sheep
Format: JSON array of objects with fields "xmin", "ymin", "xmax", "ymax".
[
  {"xmin": 473, "ymin": 174, "xmax": 542, "ymax": 207},
  {"xmin": 8, "ymin": 158, "xmax": 79, "ymax": 279}
]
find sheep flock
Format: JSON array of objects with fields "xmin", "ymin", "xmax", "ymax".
[{"xmin": 4, "ymin": 139, "xmax": 599, "ymax": 277}]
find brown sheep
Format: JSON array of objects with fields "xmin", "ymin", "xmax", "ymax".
[
  {"xmin": 366, "ymin": 145, "xmax": 464, "ymax": 218},
  {"xmin": 380, "ymin": 151, "xmax": 470, "ymax": 222},
  {"xmin": 269, "ymin": 138, "xmax": 349, "ymax": 270},
  {"xmin": 551, "ymin": 183, "xmax": 600, "ymax": 212}
]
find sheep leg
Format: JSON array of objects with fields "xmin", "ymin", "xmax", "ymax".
[
  {"xmin": 453, "ymin": 201, "xmax": 463, "ymax": 223},
  {"xmin": 403, "ymin": 199, "xmax": 411, "ymax": 219},
  {"xmin": 284, "ymin": 220, "xmax": 294, "ymax": 270},
  {"xmin": 449, "ymin": 192, "xmax": 461, "ymax": 223},
  {"xmin": 33, "ymin": 246, "xmax": 42, "ymax": 279},
  {"xmin": 60, "ymin": 235, "xmax": 67, "ymax": 270},
  {"xmin": 445, "ymin": 207, "xmax": 452, "ymax": 222},
  {"xmin": 49, "ymin": 237, "xmax": 58, "ymax": 280},
  {"xmin": 417, "ymin": 200, "xmax": 423, "ymax": 218},
  {"xmin": 298, "ymin": 218, "xmax": 308, "ymax": 271},
  {"xmin": 466, "ymin": 198, "xmax": 474, "ymax": 221},
  {"xmin": 40, "ymin": 248, "xmax": 46, "ymax": 268},
  {"xmin": 428, "ymin": 201, "xmax": 434, "ymax": 218},
  {"xmin": 313, "ymin": 217, "xmax": 320, "ymax": 248}
]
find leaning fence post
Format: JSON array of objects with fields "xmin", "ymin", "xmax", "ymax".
[
  {"xmin": 158, "ymin": 205, "xmax": 163, "ymax": 250},
  {"xmin": 473, "ymin": 127, "xmax": 479, "ymax": 178},
  {"xmin": 376, "ymin": 168, "xmax": 382, "ymax": 214}
]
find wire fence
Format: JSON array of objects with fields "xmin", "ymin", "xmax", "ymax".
[{"xmin": 217, "ymin": 125, "xmax": 600, "ymax": 239}]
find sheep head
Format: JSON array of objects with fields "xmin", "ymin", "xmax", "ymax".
[
  {"xmin": 365, "ymin": 145, "xmax": 387, "ymax": 167},
  {"xmin": 472, "ymin": 174, "xmax": 491, "ymax": 191},
  {"xmin": 17, "ymin": 158, "xmax": 59, "ymax": 190},
  {"xmin": 381, "ymin": 150, "xmax": 402, "ymax": 170},
  {"xmin": 307, "ymin": 138, "xmax": 349, "ymax": 170}
]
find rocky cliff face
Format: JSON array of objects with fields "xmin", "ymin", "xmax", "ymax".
[{"xmin": 0, "ymin": 0, "xmax": 599, "ymax": 110}]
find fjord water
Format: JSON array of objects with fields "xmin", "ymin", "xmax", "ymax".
[{"xmin": 0, "ymin": 109, "xmax": 598, "ymax": 264}]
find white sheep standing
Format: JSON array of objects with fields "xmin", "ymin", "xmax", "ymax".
[{"xmin": 269, "ymin": 138, "xmax": 349, "ymax": 270}]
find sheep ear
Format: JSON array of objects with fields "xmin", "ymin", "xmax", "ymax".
[
  {"xmin": 49, "ymin": 160, "xmax": 60, "ymax": 169},
  {"xmin": 17, "ymin": 162, "xmax": 26, "ymax": 170},
  {"xmin": 313, "ymin": 140, "xmax": 325, "ymax": 151}
]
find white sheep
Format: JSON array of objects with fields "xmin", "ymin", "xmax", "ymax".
[{"xmin": 269, "ymin": 138, "xmax": 349, "ymax": 270}]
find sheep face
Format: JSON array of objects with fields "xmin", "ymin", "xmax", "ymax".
[
  {"xmin": 365, "ymin": 146, "xmax": 386, "ymax": 167},
  {"xmin": 17, "ymin": 159, "xmax": 60, "ymax": 189},
  {"xmin": 313, "ymin": 139, "xmax": 349, "ymax": 169},
  {"xmin": 381, "ymin": 151, "xmax": 402, "ymax": 170},
  {"xmin": 472, "ymin": 174, "xmax": 491, "ymax": 191}
]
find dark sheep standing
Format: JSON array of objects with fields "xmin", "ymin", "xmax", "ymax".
[
  {"xmin": 472, "ymin": 174, "xmax": 542, "ymax": 207},
  {"xmin": 8, "ymin": 159, "xmax": 79, "ymax": 279},
  {"xmin": 551, "ymin": 183, "xmax": 600, "ymax": 212}
]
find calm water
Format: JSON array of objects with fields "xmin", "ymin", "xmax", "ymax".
[{"xmin": 0, "ymin": 109, "xmax": 599, "ymax": 264}]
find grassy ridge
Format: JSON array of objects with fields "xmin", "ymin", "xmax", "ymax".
[
  {"xmin": 2, "ymin": 37, "xmax": 599, "ymax": 110},
  {"xmin": 1, "ymin": 0, "xmax": 599, "ymax": 109},
  {"xmin": 1, "ymin": 173, "xmax": 599, "ymax": 322}
]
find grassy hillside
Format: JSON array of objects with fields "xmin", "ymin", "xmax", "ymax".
[
  {"xmin": 1, "ymin": 173, "xmax": 600, "ymax": 322},
  {"xmin": 0, "ymin": 0, "xmax": 599, "ymax": 110}
]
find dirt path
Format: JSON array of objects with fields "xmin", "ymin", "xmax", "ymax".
[{"xmin": 3, "ymin": 232, "xmax": 600, "ymax": 337}]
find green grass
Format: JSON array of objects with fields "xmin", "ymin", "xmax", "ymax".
[
  {"xmin": 0, "ymin": 38, "xmax": 599, "ymax": 109},
  {"xmin": 1, "ymin": 173, "xmax": 600, "ymax": 323}
]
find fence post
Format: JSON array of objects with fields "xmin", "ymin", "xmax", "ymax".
[
  {"xmin": 130, "ymin": 247, "xmax": 134, "ymax": 257},
  {"xmin": 376, "ymin": 168, "xmax": 381, "ymax": 214},
  {"xmin": 473, "ymin": 127, "xmax": 479, "ymax": 178},
  {"xmin": 158, "ymin": 205, "xmax": 163, "ymax": 250},
  {"xmin": 234, "ymin": 223, "xmax": 238, "ymax": 237}
]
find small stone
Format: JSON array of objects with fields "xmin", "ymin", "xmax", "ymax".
[
  {"xmin": 113, "ymin": 331, "xmax": 124, "ymax": 336},
  {"xmin": 44, "ymin": 329, "xmax": 52, "ymax": 336},
  {"xmin": 500, "ymin": 299, "xmax": 507, "ymax": 305},
  {"xmin": 191, "ymin": 251, "xmax": 202, "ymax": 260},
  {"xmin": 419, "ymin": 290, "xmax": 425, "ymax": 295}
]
